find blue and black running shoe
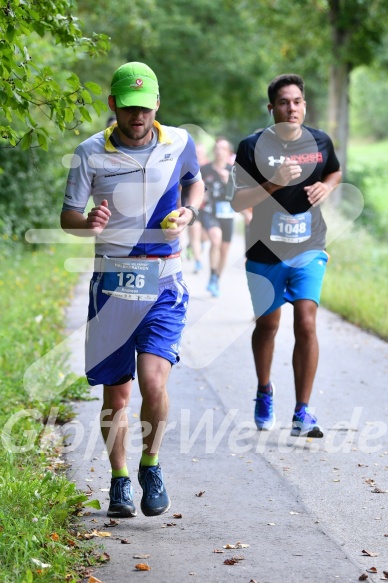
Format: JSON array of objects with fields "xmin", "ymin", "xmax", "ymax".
[
  {"xmin": 107, "ymin": 476, "xmax": 137, "ymax": 518},
  {"xmin": 254, "ymin": 384, "xmax": 276, "ymax": 430},
  {"xmin": 138, "ymin": 464, "xmax": 170, "ymax": 517},
  {"xmin": 291, "ymin": 406, "xmax": 323, "ymax": 438}
]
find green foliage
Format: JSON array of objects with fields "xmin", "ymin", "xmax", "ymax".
[
  {"xmin": 346, "ymin": 139, "xmax": 388, "ymax": 239},
  {"xmin": 320, "ymin": 139, "xmax": 388, "ymax": 339},
  {"xmin": 0, "ymin": 144, "xmax": 68, "ymax": 243},
  {"xmin": 0, "ymin": 0, "xmax": 109, "ymax": 149},
  {"xmin": 76, "ymin": 0, "xmax": 269, "ymax": 138},
  {"xmin": 0, "ymin": 461, "xmax": 100, "ymax": 582},
  {"xmin": 326, "ymin": 0, "xmax": 388, "ymax": 67},
  {"xmin": 0, "ymin": 243, "xmax": 99, "ymax": 581},
  {"xmin": 323, "ymin": 226, "xmax": 388, "ymax": 339},
  {"xmin": 350, "ymin": 66, "xmax": 388, "ymax": 141}
]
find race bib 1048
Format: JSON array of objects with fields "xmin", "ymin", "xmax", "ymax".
[{"xmin": 270, "ymin": 211, "xmax": 311, "ymax": 243}]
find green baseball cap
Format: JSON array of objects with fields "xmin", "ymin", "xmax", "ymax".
[{"xmin": 110, "ymin": 62, "xmax": 159, "ymax": 109}]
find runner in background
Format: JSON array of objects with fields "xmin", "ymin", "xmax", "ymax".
[
  {"xmin": 231, "ymin": 73, "xmax": 341, "ymax": 437},
  {"xmin": 200, "ymin": 137, "xmax": 235, "ymax": 297}
]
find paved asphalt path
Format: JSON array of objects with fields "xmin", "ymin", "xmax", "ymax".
[{"xmin": 64, "ymin": 229, "xmax": 388, "ymax": 583}]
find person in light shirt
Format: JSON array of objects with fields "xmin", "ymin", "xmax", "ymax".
[{"xmin": 61, "ymin": 62, "xmax": 204, "ymax": 519}]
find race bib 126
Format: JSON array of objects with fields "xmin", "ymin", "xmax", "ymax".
[{"xmin": 102, "ymin": 257, "xmax": 159, "ymax": 301}]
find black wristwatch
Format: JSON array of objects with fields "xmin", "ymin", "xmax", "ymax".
[{"xmin": 185, "ymin": 205, "xmax": 199, "ymax": 226}]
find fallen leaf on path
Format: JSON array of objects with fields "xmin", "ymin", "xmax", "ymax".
[
  {"xmin": 213, "ymin": 549, "xmax": 224, "ymax": 553},
  {"xmin": 78, "ymin": 530, "xmax": 112, "ymax": 539},
  {"xmin": 224, "ymin": 559, "xmax": 238, "ymax": 565},
  {"xmin": 267, "ymin": 522, "xmax": 276, "ymax": 526},
  {"xmin": 133, "ymin": 554, "xmax": 150, "ymax": 559},
  {"xmin": 135, "ymin": 563, "xmax": 151, "ymax": 571},
  {"xmin": 103, "ymin": 519, "xmax": 119, "ymax": 527},
  {"xmin": 362, "ymin": 550, "xmax": 378, "ymax": 557},
  {"xmin": 195, "ymin": 491, "xmax": 205, "ymax": 497},
  {"xmin": 121, "ymin": 539, "xmax": 131, "ymax": 544},
  {"xmin": 366, "ymin": 568, "xmax": 377, "ymax": 573},
  {"xmin": 97, "ymin": 552, "xmax": 110, "ymax": 563},
  {"xmin": 173, "ymin": 513, "xmax": 182, "ymax": 518},
  {"xmin": 359, "ymin": 574, "xmax": 368, "ymax": 581},
  {"xmin": 88, "ymin": 577, "xmax": 105, "ymax": 583},
  {"xmin": 372, "ymin": 487, "xmax": 387, "ymax": 493}
]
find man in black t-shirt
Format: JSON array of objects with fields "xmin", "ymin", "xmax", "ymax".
[
  {"xmin": 231, "ymin": 73, "xmax": 342, "ymax": 438},
  {"xmin": 200, "ymin": 137, "xmax": 234, "ymax": 297}
]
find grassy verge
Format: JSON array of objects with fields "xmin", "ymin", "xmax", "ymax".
[
  {"xmin": 0, "ymin": 243, "xmax": 100, "ymax": 583},
  {"xmin": 321, "ymin": 213, "xmax": 388, "ymax": 340},
  {"xmin": 319, "ymin": 140, "xmax": 388, "ymax": 340}
]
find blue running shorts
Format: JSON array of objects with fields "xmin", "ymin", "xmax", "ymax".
[
  {"xmin": 85, "ymin": 271, "xmax": 189, "ymax": 386},
  {"xmin": 246, "ymin": 250, "xmax": 329, "ymax": 318}
]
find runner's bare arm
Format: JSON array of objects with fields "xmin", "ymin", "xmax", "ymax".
[{"xmin": 61, "ymin": 200, "xmax": 111, "ymax": 236}]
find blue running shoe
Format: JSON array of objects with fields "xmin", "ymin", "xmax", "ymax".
[
  {"xmin": 254, "ymin": 384, "xmax": 275, "ymax": 430},
  {"xmin": 194, "ymin": 260, "xmax": 202, "ymax": 274},
  {"xmin": 207, "ymin": 274, "xmax": 220, "ymax": 297},
  {"xmin": 138, "ymin": 464, "xmax": 170, "ymax": 517},
  {"xmin": 107, "ymin": 476, "xmax": 137, "ymax": 518},
  {"xmin": 291, "ymin": 406, "xmax": 324, "ymax": 438}
]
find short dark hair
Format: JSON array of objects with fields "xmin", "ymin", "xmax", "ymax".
[
  {"xmin": 267, "ymin": 74, "xmax": 305, "ymax": 104},
  {"xmin": 215, "ymin": 135, "xmax": 233, "ymax": 152}
]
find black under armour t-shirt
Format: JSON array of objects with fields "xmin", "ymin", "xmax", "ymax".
[{"xmin": 234, "ymin": 125, "xmax": 340, "ymax": 264}]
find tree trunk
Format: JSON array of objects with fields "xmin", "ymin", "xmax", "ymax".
[
  {"xmin": 327, "ymin": 0, "xmax": 352, "ymax": 190},
  {"xmin": 328, "ymin": 60, "xmax": 351, "ymax": 181}
]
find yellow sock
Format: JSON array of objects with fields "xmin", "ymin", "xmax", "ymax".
[
  {"xmin": 140, "ymin": 453, "xmax": 159, "ymax": 467},
  {"xmin": 111, "ymin": 466, "xmax": 129, "ymax": 478}
]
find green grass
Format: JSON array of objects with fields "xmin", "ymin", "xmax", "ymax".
[
  {"xmin": 347, "ymin": 139, "xmax": 388, "ymax": 238},
  {"xmin": 320, "ymin": 139, "xmax": 388, "ymax": 339},
  {"xmin": 0, "ymin": 243, "xmax": 99, "ymax": 582},
  {"xmin": 322, "ymin": 224, "xmax": 388, "ymax": 339}
]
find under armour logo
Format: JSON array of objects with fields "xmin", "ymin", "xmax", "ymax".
[{"xmin": 268, "ymin": 155, "xmax": 285, "ymax": 167}]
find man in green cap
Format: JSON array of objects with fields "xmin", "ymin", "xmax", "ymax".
[{"xmin": 61, "ymin": 62, "xmax": 204, "ymax": 518}]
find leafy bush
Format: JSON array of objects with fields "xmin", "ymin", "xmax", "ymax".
[
  {"xmin": 0, "ymin": 146, "xmax": 66, "ymax": 244},
  {"xmin": 346, "ymin": 160, "xmax": 388, "ymax": 241}
]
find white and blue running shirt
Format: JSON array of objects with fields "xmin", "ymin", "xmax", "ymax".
[{"xmin": 63, "ymin": 121, "xmax": 201, "ymax": 258}]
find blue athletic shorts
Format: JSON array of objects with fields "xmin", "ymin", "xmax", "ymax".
[
  {"xmin": 85, "ymin": 271, "xmax": 189, "ymax": 386},
  {"xmin": 246, "ymin": 250, "xmax": 329, "ymax": 318}
]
